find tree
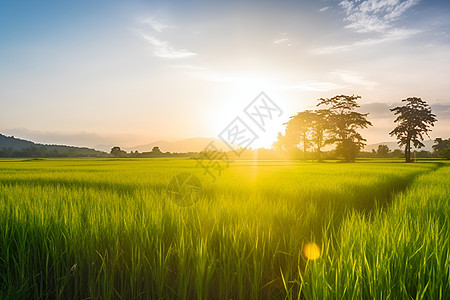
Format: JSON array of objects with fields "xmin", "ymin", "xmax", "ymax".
[
  {"xmin": 432, "ymin": 138, "xmax": 450, "ymax": 158},
  {"xmin": 377, "ymin": 144, "xmax": 390, "ymax": 157},
  {"xmin": 415, "ymin": 150, "xmax": 432, "ymax": 158},
  {"xmin": 317, "ymin": 95, "xmax": 372, "ymax": 162},
  {"xmin": 152, "ymin": 146, "xmax": 162, "ymax": 154},
  {"xmin": 390, "ymin": 97, "xmax": 437, "ymax": 162},
  {"xmin": 389, "ymin": 149, "xmax": 404, "ymax": 158},
  {"xmin": 110, "ymin": 146, "xmax": 127, "ymax": 158},
  {"xmin": 283, "ymin": 110, "xmax": 329, "ymax": 159},
  {"xmin": 441, "ymin": 148, "xmax": 450, "ymax": 160},
  {"xmin": 391, "ymin": 149, "xmax": 403, "ymax": 158},
  {"xmin": 272, "ymin": 132, "xmax": 287, "ymax": 151},
  {"xmin": 284, "ymin": 111, "xmax": 314, "ymax": 158},
  {"xmin": 371, "ymin": 149, "xmax": 376, "ymax": 157},
  {"xmin": 309, "ymin": 109, "xmax": 328, "ymax": 160}
]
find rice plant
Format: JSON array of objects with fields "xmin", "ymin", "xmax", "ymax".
[{"xmin": 0, "ymin": 158, "xmax": 447, "ymax": 299}]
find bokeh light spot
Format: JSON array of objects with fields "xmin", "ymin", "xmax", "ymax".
[{"xmin": 303, "ymin": 242, "xmax": 321, "ymax": 260}]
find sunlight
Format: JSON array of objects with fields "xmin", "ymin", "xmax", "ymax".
[
  {"xmin": 211, "ymin": 73, "xmax": 285, "ymax": 149},
  {"xmin": 1, "ymin": 0, "xmax": 449, "ymax": 298}
]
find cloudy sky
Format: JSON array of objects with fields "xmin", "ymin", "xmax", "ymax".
[{"xmin": 1, "ymin": 0, "xmax": 449, "ymax": 149}]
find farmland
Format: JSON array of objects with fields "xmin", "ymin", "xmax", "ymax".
[{"xmin": 0, "ymin": 158, "xmax": 448, "ymax": 299}]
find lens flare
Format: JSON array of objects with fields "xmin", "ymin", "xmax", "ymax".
[{"xmin": 303, "ymin": 242, "xmax": 321, "ymax": 260}]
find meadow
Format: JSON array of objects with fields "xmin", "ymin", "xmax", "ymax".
[{"xmin": 0, "ymin": 158, "xmax": 448, "ymax": 299}]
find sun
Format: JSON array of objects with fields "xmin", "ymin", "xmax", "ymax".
[{"xmin": 211, "ymin": 73, "xmax": 285, "ymax": 149}]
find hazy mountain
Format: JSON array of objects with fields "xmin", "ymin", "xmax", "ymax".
[
  {"xmin": 125, "ymin": 137, "xmax": 235, "ymax": 153},
  {"xmin": 2, "ymin": 128, "xmax": 152, "ymax": 153},
  {"xmin": 0, "ymin": 134, "xmax": 35, "ymax": 149},
  {"xmin": 0, "ymin": 134, "xmax": 105, "ymax": 157}
]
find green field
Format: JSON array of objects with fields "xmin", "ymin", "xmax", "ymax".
[{"xmin": 0, "ymin": 159, "xmax": 448, "ymax": 299}]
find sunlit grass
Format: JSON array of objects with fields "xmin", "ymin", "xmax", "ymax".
[
  {"xmin": 0, "ymin": 158, "xmax": 447, "ymax": 299},
  {"xmin": 298, "ymin": 163, "xmax": 450, "ymax": 299}
]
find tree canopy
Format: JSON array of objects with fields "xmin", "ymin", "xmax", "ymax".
[
  {"xmin": 278, "ymin": 95, "xmax": 371, "ymax": 161},
  {"xmin": 432, "ymin": 138, "xmax": 450, "ymax": 159},
  {"xmin": 317, "ymin": 95, "xmax": 372, "ymax": 162},
  {"xmin": 377, "ymin": 145, "xmax": 390, "ymax": 157},
  {"xmin": 390, "ymin": 97, "xmax": 437, "ymax": 162}
]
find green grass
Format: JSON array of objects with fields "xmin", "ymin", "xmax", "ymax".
[
  {"xmin": 0, "ymin": 158, "xmax": 448, "ymax": 299},
  {"xmin": 299, "ymin": 163, "xmax": 450, "ymax": 299}
]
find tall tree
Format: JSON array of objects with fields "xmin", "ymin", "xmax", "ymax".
[
  {"xmin": 317, "ymin": 95, "xmax": 372, "ymax": 162},
  {"xmin": 284, "ymin": 110, "xmax": 315, "ymax": 158},
  {"xmin": 376, "ymin": 144, "xmax": 390, "ymax": 157},
  {"xmin": 272, "ymin": 132, "xmax": 287, "ymax": 152},
  {"xmin": 390, "ymin": 97, "xmax": 437, "ymax": 162}
]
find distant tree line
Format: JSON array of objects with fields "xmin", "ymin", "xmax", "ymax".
[
  {"xmin": 0, "ymin": 146, "xmax": 106, "ymax": 158},
  {"xmin": 274, "ymin": 95, "xmax": 444, "ymax": 162},
  {"xmin": 432, "ymin": 138, "xmax": 450, "ymax": 159},
  {"xmin": 0, "ymin": 134, "xmax": 107, "ymax": 158},
  {"xmin": 358, "ymin": 144, "xmax": 442, "ymax": 159},
  {"xmin": 1, "ymin": 95, "xmax": 447, "ymax": 162},
  {"xmin": 109, "ymin": 146, "xmax": 195, "ymax": 158}
]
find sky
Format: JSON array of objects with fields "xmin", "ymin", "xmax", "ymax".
[{"xmin": 1, "ymin": 0, "xmax": 449, "ymax": 150}]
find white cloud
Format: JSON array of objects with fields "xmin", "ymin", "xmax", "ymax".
[
  {"xmin": 386, "ymin": 0, "xmax": 419, "ymax": 19},
  {"xmin": 312, "ymin": 27, "xmax": 422, "ymax": 54},
  {"xmin": 137, "ymin": 31, "xmax": 196, "ymax": 59},
  {"xmin": 279, "ymin": 81, "xmax": 343, "ymax": 92},
  {"xmin": 319, "ymin": 6, "xmax": 330, "ymax": 12},
  {"xmin": 339, "ymin": 0, "xmax": 420, "ymax": 33},
  {"xmin": 312, "ymin": 1, "xmax": 422, "ymax": 55},
  {"xmin": 329, "ymin": 70, "xmax": 378, "ymax": 88},
  {"xmin": 273, "ymin": 32, "xmax": 291, "ymax": 46},
  {"xmin": 176, "ymin": 66, "xmax": 375, "ymax": 92},
  {"xmin": 141, "ymin": 17, "xmax": 171, "ymax": 32},
  {"xmin": 134, "ymin": 17, "xmax": 195, "ymax": 59},
  {"xmin": 278, "ymin": 70, "xmax": 377, "ymax": 91},
  {"xmin": 176, "ymin": 65, "xmax": 340, "ymax": 92},
  {"xmin": 273, "ymin": 37, "xmax": 289, "ymax": 44}
]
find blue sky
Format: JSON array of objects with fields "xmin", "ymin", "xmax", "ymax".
[{"xmin": 1, "ymin": 0, "xmax": 449, "ymax": 150}]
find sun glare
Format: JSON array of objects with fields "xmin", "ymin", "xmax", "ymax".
[{"xmin": 211, "ymin": 74, "xmax": 284, "ymax": 149}]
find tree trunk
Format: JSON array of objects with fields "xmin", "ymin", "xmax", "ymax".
[
  {"xmin": 405, "ymin": 139, "xmax": 411, "ymax": 162},
  {"xmin": 303, "ymin": 138, "xmax": 307, "ymax": 159},
  {"xmin": 316, "ymin": 136, "xmax": 321, "ymax": 160}
]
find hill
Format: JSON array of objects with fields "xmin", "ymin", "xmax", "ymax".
[{"xmin": 0, "ymin": 134, "xmax": 106, "ymax": 157}]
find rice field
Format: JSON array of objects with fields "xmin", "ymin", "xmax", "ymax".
[{"xmin": 0, "ymin": 158, "xmax": 448, "ymax": 299}]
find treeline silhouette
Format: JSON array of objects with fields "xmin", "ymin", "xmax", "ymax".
[
  {"xmin": 109, "ymin": 146, "xmax": 195, "ymax": 158},
  {"xmin": 207, "ymin": 144, "xmax": 444, "ymax": 160},
  {"xmin": 0, "ymin": 146, "xmax": 106, "ymax": 158},
  {"xmin": 274, "ymin": 95, "xmax": 445, "ymax": 162},
  {"xmin": 358, "ymin": 144, "xmax": 443, "ymax": 159},
  {"xmin": 0, "ymin": 134, "xmax": 105, "ymax": 158},
  {"xmin": 2, "ymin": 93, "xmax": 449, "ymax": 161}
]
